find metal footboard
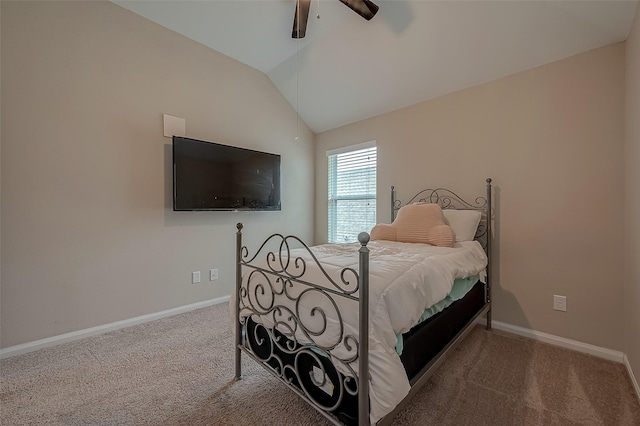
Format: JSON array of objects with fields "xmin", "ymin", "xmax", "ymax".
[{"xmin": 235, "ymin": 225, "xmax": 371, "ymax": 425}]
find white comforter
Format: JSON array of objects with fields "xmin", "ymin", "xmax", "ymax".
[{"xmin": 237, "ymin": 239, "xmax": 487, "ymax": 424}]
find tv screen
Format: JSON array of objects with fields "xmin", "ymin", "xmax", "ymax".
[{"xmin": 173, "ymin": 136, "xmax": 281, "ymax": 211}]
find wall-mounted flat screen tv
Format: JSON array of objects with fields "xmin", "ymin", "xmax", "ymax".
[{"xmin": 173, "ymin": 136, "xmax": 281, "ymax": 211}]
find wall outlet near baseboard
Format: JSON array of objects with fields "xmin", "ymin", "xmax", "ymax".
[
  {"xmin": 192, "ymin": 271, "xmax": 201, "ymax": 284},
  {"xmin": 210, "ymin": 269, "xmax": 218, "ymax": 281},
  {"xmin": 553, "ymin": 295, "xmax": 567, "ymax": 312}
]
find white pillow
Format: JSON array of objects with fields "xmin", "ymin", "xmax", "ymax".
[{"xmin": 442, "ymin": 209, "xmax": 482, "ymax": 242}]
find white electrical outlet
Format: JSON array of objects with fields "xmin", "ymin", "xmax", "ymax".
[
  {"xmin": 210, "ymin": 269, "xmax": 218, "ymax": 281},
  {"xmin": 192, "ymin": 271, "xmax": 201, "ymax": 284},
  {"xmin": 553, "ymin": 295, "xmax": 567, "ymax": 312}
]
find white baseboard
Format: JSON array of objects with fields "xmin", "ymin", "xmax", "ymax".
[
  {"xmin": 624, "ymin": 354, "xmax": 640, "ymax": 402},
  {"xmin": 481, "ymin": 319, "xmax": 639, "ymax": 403},
  {"xmin": 478, "ymin": 318, "xmax": 625, "ymax": 363},
  {"xmin": 0, "ymin": 296, "xmax": 230, "ymax": 360}
]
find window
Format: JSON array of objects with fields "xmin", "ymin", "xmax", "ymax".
[{"xmin": 327, "ymin": 142, "xmax": 377, "ymax": 243}]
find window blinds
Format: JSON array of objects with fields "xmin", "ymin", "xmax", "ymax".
[{"xmin": 328, "ymin": 145, "xmax": 377, "ymax": 243}]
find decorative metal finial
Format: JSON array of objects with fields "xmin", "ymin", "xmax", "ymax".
[{"xmin": 358, "ymin": 232, "xmax": 370, "ymax": 245}]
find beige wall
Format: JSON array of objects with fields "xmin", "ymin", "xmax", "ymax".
[
  {"xmin": 0, "ymin": 1, "xmax": 314, "ymax": 348},
  {"xmin": 315, "ymin": 44, "xmax": 625, "ymax": 351},
  {"xmin": 625, "ymin": 7, "xmax": 640, "ymax": 383}
]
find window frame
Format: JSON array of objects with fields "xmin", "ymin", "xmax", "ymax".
[{"xmin": 327, "ymin": 141, "xmax": 377, "ymax": 244}]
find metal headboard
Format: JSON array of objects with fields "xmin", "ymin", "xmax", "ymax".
[
  {"xmin": 391, "ymin": 178, "xmax": 493, "ymax": 324},
  {"xmin": 391, "ymin": 178, "xmax": 492, "ymax": 253}
]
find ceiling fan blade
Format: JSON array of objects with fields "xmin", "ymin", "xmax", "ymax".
[
  {"xmin": 292, "ymin": 0, "xmax": 311, "ymax": 39},
  {"xmin": 338, "ymin": 0, "xmax": 379, "ymax": 21}
]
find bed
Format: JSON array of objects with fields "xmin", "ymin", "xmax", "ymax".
[{"xmin": 233, "ymin": 178, "xmax": 493, "ymax": 425}]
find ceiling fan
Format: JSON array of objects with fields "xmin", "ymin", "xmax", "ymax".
[{"xmin": 292, "ymin": 0, "xmax": 379, "ymax": 38}]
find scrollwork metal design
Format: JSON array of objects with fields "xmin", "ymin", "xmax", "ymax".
[
  {"xmin": 238, "ymin": 233, "xmax": 362, "ymax": 415},
  {"xmin": 241, "ymin": 234, "xmax": 359, "ymax": 297},
  {"xmin": 392, "ymin": 186, "xmax": 491, "ymax": 252},
  {"xmin": 397, "ymin": 187, "xmax": 487, "ymax": 211}
]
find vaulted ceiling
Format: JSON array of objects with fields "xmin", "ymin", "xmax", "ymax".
[{"xmin": 113, "ymin": 0, "xmax": 638, "ymax": 133}]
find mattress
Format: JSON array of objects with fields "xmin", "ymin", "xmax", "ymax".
[
  {"xmin": 395, "ymin": 274, "xmax": 479, "ymax": 355},
  {"xmin": 400, "ymin": 280, "xmax": 486, "ymax": 380}
]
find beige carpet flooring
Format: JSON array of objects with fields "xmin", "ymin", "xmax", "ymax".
[{"xmin": 1, "ymin": 302, "xmax": 639, "ymax": 425}]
